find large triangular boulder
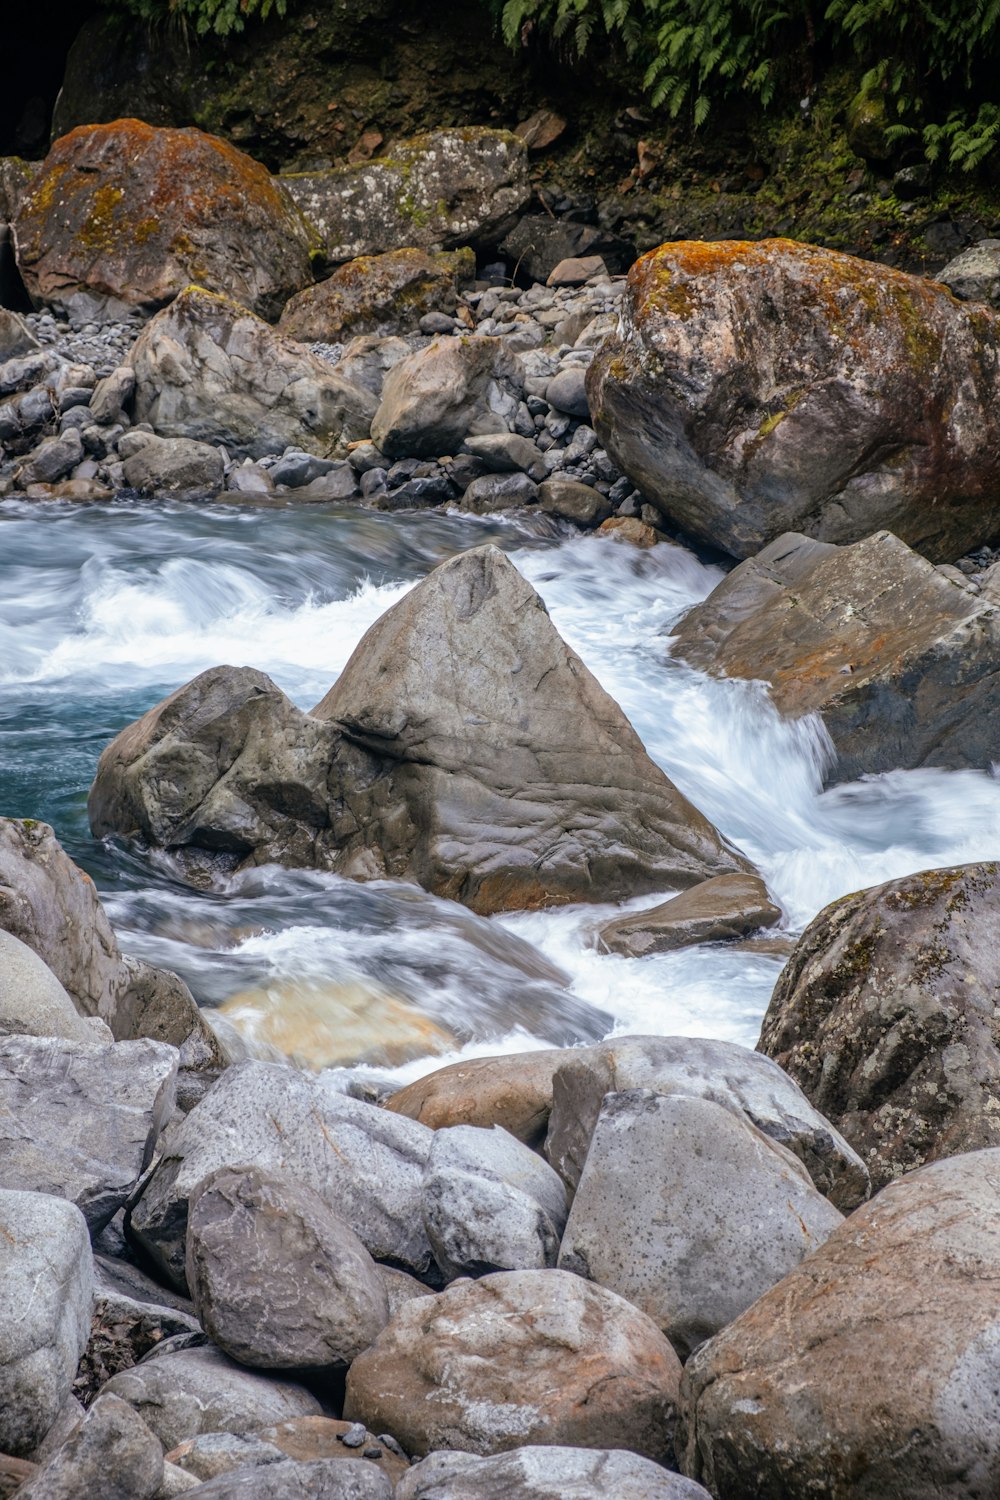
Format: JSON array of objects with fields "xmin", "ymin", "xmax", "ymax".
[{"xmin": 89, "ymin": 546, "xmax": 753, "ymax": 914}]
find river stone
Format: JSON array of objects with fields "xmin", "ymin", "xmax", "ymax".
[
  {"xmin": 499, "ymin": 217, "xmax": 635, "ymax": 282},
  {"xmin": 0, "ymin": 928, "xmax": 109, "ymax": 1042},
  {"xmin": 670, "ymin": 530, "xmax": 1000, "ymax": 782},
  {"xmin": 345, "ymin": 1271, "xmax": 682, "ymax": 1462},
  {"xmin": 597, "ymin": 873, "xmax": 782, "ymax": 957},
  {"xmin": 13, "ymin": 119, "xmax": 315, "ymax": 321},
  {"xmin": 758, "ymin": 861, "xmax": 1000, "ymax": 1191},
  {"xmin": 0, "ymin": 1190, "xmax": 94, "ymax": 1458},
  {"xmin": 538, "ymin": 478, "xmax": 611, "ymax": 527},
  {"xmin": 102, "ymin": 1345, "xmax": 322, "ymax": 1451},
  {"xmin": 163, "ymin": 1431, "xmax": 287, "ymax": 1481},
  {"xmin": 15, "ymin": 428, "xmax": 83, "ymax": 487},
  {"xmin": 278, "ymin": 248, "xmax": 473, "ymax": 343},
  {"xmin": 127, "ymin": 287, "xmax": 376, "ymax": 461},
  {"xmin": 282, "ymin": 129, "xmax": 529, "ymax": 264},
  {"xmin": 545, "ymin": 1034, "xmax": 869, "ymax": 1210},
  {"xmin": 545, "ymin": 367, "xmax": 590, "ymax": 419},
  {"xmin": 588, "ymin": 238, "xmax": 1000, "ymax": 562},
  {"xmin": 397, "ymin": 1447, "xmax": 711, "ymax": 1499},
  {"xmin": 937, "ymin": 238, "xmax": 1000, "ymax": 307},
  {"xmin": 121, "ymin": 433, "xmax": 224, "ymax": 499},
  {"xmin": 15, "ymin": 1392, "xmax": 163, "ymax": 1500},
  {"xmin": 677, "ymin": 1148, "xmax": 1000, "ymax": 1499},
  {"xmin": 253, "ymin": 1417, "xmax": 410, "ymax": 1486},
  {"xmin": 462, "ymin": 432, "xmax": 547, "ymax": 478},
  {"xmin": 379, "ymin": 1265, "xmax": 433, "ymax": 1317},
  {"xmin": 88, "ymin": 546, "xmax": 753, "ymax": 914},
  {"xmin": 459, "ymin": 472, "xmax": 538, "ymax": 513},
  {"xmin": 128, "ymin": 1059, "xmax": 433, "ymax": 1290},
  {"xmin": 385, "ymin": 1050, "xmax": 562, "ymax": 1147},
  {"xmin": 558, "ymin": 1090, "xmax": 843, "ymax": 1358},
  {"xmin": 423, "ymin": 1124, "xmax": 568, "ymax": 1279},
  {"xmin": 185, "ymin": 1165, "xmax": 390, "ymax": 1369},
  {"xmin": 177, "ymin": 1459, "xmax": 394, "ymax": 1498},
  {"xmin": 0, "ymin": 1033, "xmax": 178, "ymax": 1232},
  {"xmin": 371, "ymin": 336, "xmax": 524, "ymax": 458}
]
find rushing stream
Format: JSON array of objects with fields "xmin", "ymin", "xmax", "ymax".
[{"xmin": 4, "ymin": 495, "xmax": 1000, "ymax": 1085}]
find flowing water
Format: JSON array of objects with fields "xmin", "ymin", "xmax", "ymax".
[{"xmin": 4, "ymin": 495, "xmax": 1000, "ymax": 1085}]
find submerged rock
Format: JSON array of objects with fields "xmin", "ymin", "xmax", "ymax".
[
  {"xmin": 282, "ymin": 129, "xmax": 529, "ymax": 264},
  {"xmin": 758, "ymin": 862, "xmax": 1000, "ymax": 1190},
  {"xmin": 598, "ymin": 872, "xmax": 781, "ymax": 956},
  {"xmin": 588, "ymin": 238, "xmax": 1000, "ymax": 561},
  {"xmin": 13, "ymin": 119, "xmax": 316, "ymax": 321},
  {"xmin": 88, "ymin": 545, "xmax": 752, "ymax": 914},
  {"xmin": 127, "ymin": 287, "xmax": 376, "ymax": 460},
  {"xmin": 670, "ymin": 530, "xmax": 1000, "ymax": 781},
  {"xmin": 344, "ymin": 1269, "xmax": 681, "ymax": 1462},
  {"xmin": 677, "ymin": 1149, "xmax": 1000, "ymax": 1500}
]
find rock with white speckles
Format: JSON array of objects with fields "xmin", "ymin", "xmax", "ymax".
[{"xmin": 396, "ymin": 1446, "xmax": 711, "ymax": 1499}]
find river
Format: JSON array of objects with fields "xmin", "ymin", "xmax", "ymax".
[{"xmin": 4, "ymin": 496, "xmax": 1000, "ymax": 1085}]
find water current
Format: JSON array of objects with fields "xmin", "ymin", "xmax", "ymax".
[{"xmin": 4, "ymin": 496, "xmax": 1000, "ymax": 1085}]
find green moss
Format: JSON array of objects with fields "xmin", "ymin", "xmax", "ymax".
[{"xmin": 77, "ymin": 183, "xmax": 124, "ymax": 252}]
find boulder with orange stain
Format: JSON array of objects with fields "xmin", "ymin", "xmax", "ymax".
[
  {"xmin": 670, "ymin": 529, "xmax": 1000, "ymax": 782},
  {"xmin": 587, "ymin": 238, "xmax": 1000, "ymax": 562},
  {"xmin": 13, "ymin": 119, "xmax": 317, "ymax": 321}
]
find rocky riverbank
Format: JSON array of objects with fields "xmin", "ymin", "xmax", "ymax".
[{"xmin": 5, "ymin": 106, "xmax": 1000, "ymax": 1500}]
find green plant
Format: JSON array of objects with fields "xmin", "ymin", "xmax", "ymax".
[{"xmin": 108, "ymin": 0, "xmax": 289, "ymax": 37}]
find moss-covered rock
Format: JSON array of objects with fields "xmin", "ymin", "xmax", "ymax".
[
  {"xmin": 277, "ymin": 246, "xmax": 473, "ymax": 341},
  {"xmin": 13, "ymin": 119, "xmax": 316, "ymax": 320}
]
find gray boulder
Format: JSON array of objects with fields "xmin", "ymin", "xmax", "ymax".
[
  {"xmin": 0, "ymin": 1034, "xmax": 178, "ymax": 1232},
  {"xmin": 545, "ymin": 1034, "xmax": 869, "ymax": 1210},
  {"xmin": 371, "ymin": 337, "xmax": 524, "ymax": 458},
  {"xmin": 283, "ymin": 129, "xmax": 529, "ymax": 263},
  {"xmin": 588, "ymin": 238, "xmax": 1000, "ymax": 562},
  {"xmin": 129, "ymin": 1059, "xmax": 434, "ymax": 1290},
  {"xmin": 0, "ymin": 1190, "xmax": 93, "ymax": 1457},
  {"xmin": 558, "ymin": 1090, "xmax": 843, "ymax": 1358},
  {"xmin": 345, "ymin": 1269, "xmax": 682, "ymax": 1462},
  {"xmin": 677, "ymin": 1149, "xmax": 1000, "ymax": 1499},
  {"xmin": 545, "ymin": 366, "xmax": 590, "ymax": 419},
  {"xmin": 89, "ymin": 365, "xmax": 136, "ymax": 424},
  {"xmin": 15, "ymin": 428, "xmax": 83, "ymax": 486},
  {"xmin": 278, "ymin": 247, "xmax": 473, "ymax": 343},
  {"xmin": 937, "ymin": 238, "xmax": 1000, "ymax": 307},
  {"xmin": 758, "ymin": 862, "xmax": 1000, "ymax": 1191},
  {"xmin": 178, "ymin": 1458, "xmax": 393, "ymax": 1498},
  {"xmin": 15, "ymin": 1392, "xmax": 163, "ymax": 1500},
  {"xmin": 0, "ymin": 307, "xmax": 39, "ymax": 360},
  {"xmin": 162, "ymin": 1431, "xmax": 286, "ymax": 1482},
  {"xmin": 459, "ymin": 472, "xmax": 538, "ymax": 513},
  {"xmin": 397, "ymin": 1447, "xmax": 710, "ymax": 1499},
  {"xmin": 102, "ymin": 1344, "xmax": 321, "ymax": 1452},
  {"xmin": 538, "ymin": 478, "xmax": 611, "ymax": 528},
  {"xmin": 597, "ymin": 873, "xmax": 781, "ymax": 957},
  {"xmin": 88, "ymin": 546, "xmax": 753, "ymax": 915},
  {"xmin": 186, "ymin": 1165, "xmax": 390, "ymax": 1369},
  {"xmin": 332, "ymin": 336, "xmax": 420, "ymax": 400},
  {"xmin": 0, "ymin": 928, "xmax": 109, "ymax": 1042},
  {"xmin": 127, "ymin": 287, "xmax": 376, "ymax": 461},
  {"xmin": 121, "ymin": 433, "xmax": 224, "ymax": 499},
  {"xmin": 462, "ymin": 432, "xmax": 547, "ymax": 479},
  {"xmin": 423, "ymin": 1124, "xmax": 568, "ymax": 1278},
  {"xmin": 670, "ymin": 530, "xmax": 1000, "ymax": 781}
]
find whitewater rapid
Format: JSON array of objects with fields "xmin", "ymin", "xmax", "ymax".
[{"xmin": 3, "ymin": 495, "xmax": 1000, "ymax": 1080}]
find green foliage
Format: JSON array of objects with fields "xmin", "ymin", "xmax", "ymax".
[
  {"xmin": 108, "ymin": 0, "xmax": 288, "ymax": 38},
  {"xmin": 498, "ymin": 0, "xmax": 1000, "ymax": 171}
]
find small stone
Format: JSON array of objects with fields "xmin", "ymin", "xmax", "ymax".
[{"xmin": 547, "ymin": 256, "xmax": 608, "ymax": 287}]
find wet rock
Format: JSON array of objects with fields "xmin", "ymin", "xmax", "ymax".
[
  {"xmin": 678, "ymin": 1149, "xmax": 1000, "ymax": 1500},
  {"xmin": 121, "ymin": 433, "xmax": 224, "ymax": 499},
  {"xmin": 538, "ymin": 477, "xmax": 611, "ymax": 527},
  {"xmin": 372, "ymin": 336, "xmax": 523, "ymax": 458},
  {"xmin": 283, "ymin": 129, "xmax": 529, "ymax": 263},
  {"xmin": 937, "ymin": 238, "xmax": 1000, "ymax": 308},
  {"xmin": 758, "ymin": 861, "xmax": 1000, "ymax": 1191},
  {"xmin": 397, "ymin": 1446, "xmax": 710, "ymax": 1499},
  {"xmin": 385, "ymin": 1050, "xmax": 562, "ymax": 1148},
  {"xmin": 559, "ymin": 1089, "xmax": 843, "ymax": 1358},
  {"xmin": 175, "ymin": 1458, "xmax": 393, "ymax": 1498},
  {"xmin": 279, "ymin": 248, "xmax": 473, "ymax": 343},
  {"xmin": 670, "ymin": 530, "xmax": 1000, "ymax": 781},
  {"xmin": 500, "ymin": 218, "xmax": 634, "ymax": 282},
  {"xmin": 127, "ymin": 287, "xmax": 376, "ymax": 461},
  {"xmin": 114, "ymin": 956, "xmax": 227, "ymax": 1103},
  {"xmin": 459, "ymin": 471, "xmax": 538, "ymax": 513},
  {"xmin": 0, "ymin": 1190, "xmax": 93, "ymax": 1457},
  {"xmin": 186, "ymin": 1165, "xmax": 390, "ymax": 1369},
  {"xmin": 13, "ymin": 120, "xmax": 315, "ymax": 321},
  {"xmin": 15, "ymin": 428, "xmax": 83, "ymax": 486},
  {"xmin": 0, "ymin": 928, "xmax": 109, "ymax": 1043},
  {"xmin": 102, "ymin": 1344, "xmax": 322, "ymax": 1451},
  {"xmin": 344, "ymin": 1269, "xmax": 681, "ymax": 1461},
  {"xmin": 423, "ymin": 1124, "xmax": 568, "ymax": 1278},
  {"xmin": 599, "ymin": 515, "xmax": 659, "ymax": 547},
  {"xmin": 15, "ymin": 1393, "xmax": 163, "ymax": 1500},
  {"xmin": 545, "ymin": 1034, "xmax": 869, "ymax": 1210},
  {"xmin": 89, "ymin": 546, "xmax": 753, "ymax": 914},
  {"xmin": 0, "ymin": 1033, "xmax": 178, "ymax": 1232},
  {"xmin": 588, "ymin": 239, "xmax": 1000, "ymax": 561},
  {"xmin": 598, "ymin": 873, "xmax": 781, "ymax": 956},
  {"xmin": 128, "ymin": 1059, "xmax": 434, "ymax": 1289}
]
